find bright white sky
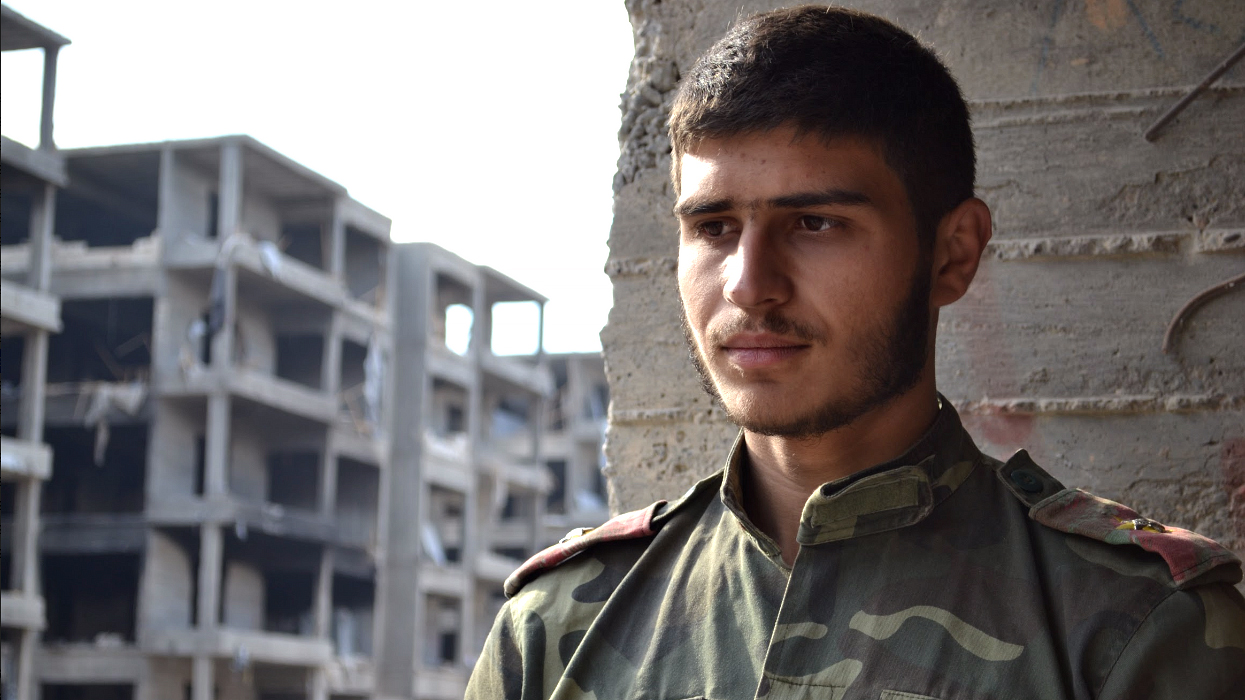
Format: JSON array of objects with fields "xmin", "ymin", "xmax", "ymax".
[{"xmin": 1, "ymin": 0, "xmax": 635, "ymax": 354}]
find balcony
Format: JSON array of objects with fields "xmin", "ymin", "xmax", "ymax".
[
  {"xmin": 0, "ymin": 590, "xmax": 45, "ymax": 630},
  {"xmin": 417, "ymin": 564, "xmax": 469, "ymax": 598},
  {"xmin": 164, "ymin": 367, "xmax": 336, "ymax": 425},
  {"xmin": 165, "ymin": 233, "xmax": 347, "ymax": 312},
  {"xmin": 323, "ymin": 656, "xmax": 376, "ymax": 696},
  {"xmin": 423, "ymin": 430, "xmax": 470, "ymax": 468},
  {"xmin": 332, "ymin": 424, "xmax": 387, "ymax": 468},
  {"xmin": 474, "ymin": 551, "xmax": 522, "ymax": 584},
  {"xmin": 0, "ymin": 238, "xmax": 161, "ymax": 297},
  {"xmin": 415, "ymin": 667, "xmax": 468, "ymax": 700},
  {"xmin": 476, "ymin": 449, "xmax": 552, "ymax": 493},
  {"xmin": 0, "ymin": 436, "xmax": 51, "ymax": 480},
  {"xmin": 1, "ymin": 135, "xmax": 67, "ymax": 186},
  {"xmin": 0, "ymin": 279, "xmax": 61, "ymax": 333},
  {"xmin": 35, "ymin": 645, "xmax": 147, "ymax": 686},
  {"xmin": 144, "ymin": 496, "xmax": 372, "ymax": 550},
  {"xmin": 480, "ymin": 351, "xmax": 552, "ymax": 397},
  {"xmin": 143, "ymin": 627, "xmax": 332, "ymax": 667},
  {"xmin": 425, "ymin": 342, "xmax": 476, "ymax": 389},
  {"xmin": 40, "ymin": 515, "xmax": 147, "ymax": 555}
]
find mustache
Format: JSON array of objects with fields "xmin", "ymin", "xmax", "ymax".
[{"xmin": 706, "ymin": 311, "xmax": 825, "ymax": 345}]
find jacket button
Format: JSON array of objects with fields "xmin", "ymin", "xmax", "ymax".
[{"xmin": 1010, "ymin": 469, "xmax": 1043, "ymax": 494}]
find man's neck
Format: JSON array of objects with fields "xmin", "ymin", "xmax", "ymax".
[{"xmin": 740, "ymin": 382, "xmax": 940, "ymax": 566}]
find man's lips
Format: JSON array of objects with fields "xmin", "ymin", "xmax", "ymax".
[{"xmin": 719, "ymin": 334, "xmax": 810, "ymax": 368}]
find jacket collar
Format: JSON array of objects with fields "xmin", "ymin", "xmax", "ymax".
[{"xmin": 720, "ymin": 396, "xmax": 983, "ymax": 547}]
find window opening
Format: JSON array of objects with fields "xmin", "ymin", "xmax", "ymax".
[
  {"xmin": 42, "ymin": 553, "xmax": 140, "ymax": 643},
  {"xmin": 546, "ymin": 459, "xmax": 567, "ymax": 514},
  {"xmin": 279, "ymin": 222, "xmax": 323, "ymax": 270},
  {"xmin": 266, "ymin": 451, "xmax": 320, "ymax": 512},
  {"xmin": 274, "ymin": 334, "xmax": 324, "ymax": 390}
]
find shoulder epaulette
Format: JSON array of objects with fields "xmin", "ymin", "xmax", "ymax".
[
  {"xmin": 504, "ymin": 499, "xmax": 666, "ymax": 598},
  {"xmin": 998, "ymin": 450, "xmax": 1242, "ymax": 589}
]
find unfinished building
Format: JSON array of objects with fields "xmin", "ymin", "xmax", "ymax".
[
  {"xmin": 2, "ymin": 122, "xmax": 395, "ymax": 699},
  {"xmin": 540, "ymin": 353, "xmax": 610, "ymax": 546},
  {"xmin": 381, "ymin": 243, "xmax": 553, "ymax": 700},
  {"xmin": 1, "ymin": 7, "xmax": 68, "ymax": 700}
]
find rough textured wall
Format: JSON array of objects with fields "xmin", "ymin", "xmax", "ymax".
[{"xmin": 603, "ymin": 0, "xmax": 1245, "ymax": 565}]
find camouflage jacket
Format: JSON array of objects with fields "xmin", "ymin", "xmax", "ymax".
[{"xmin": 466, "ymin": 403, "xmax": 1245, "ymax": 699}]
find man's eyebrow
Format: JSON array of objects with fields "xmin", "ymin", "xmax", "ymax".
[
  {"xmin": 673, "ymin": 196, "xmax": 734, "ymax": 217},
  {"xmin": 673, "ymin": 189, "xmax": 872, "ymax": 217},
  {"xmin": 769, "ymin": 189, "xmax": 871, "ymax": 209}
]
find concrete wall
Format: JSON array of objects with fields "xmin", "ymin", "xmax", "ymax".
[
  {"xmin": 229, "ymin": 418, "xmax": 269, "ymax": 503},
  {"xmin": 137, "ymin": 531, "xmax": 193, "ymax": 632},
  {"xmin": 604, "ymin": 0, "xmax": 1245, "ymax": 570},
  {"xmin": 222, "ymin": 561, "xmax": 264, "ymax": 631},
  {"xmin": 164, "ymin": 157, "xmax": 214, "ymax": 240},
  {"xmin": 240, "ymin": 191, "xmax": 282, "ymax": 246},
  {"xmin": 145, "ymin": 401, "xmax": 202, "ymax": 500},
  {"xmin": 234, "ymin": 295, "xmax": 278, "ymax": 374}
]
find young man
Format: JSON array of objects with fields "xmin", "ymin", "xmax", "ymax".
[{"xmin": 467, "ymin": 6, "xmax": 1245, "ymax": 699}]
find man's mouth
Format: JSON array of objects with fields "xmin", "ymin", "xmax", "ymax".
[{"xmin": 719, "ymin": 333, "xmax": 811, "ymax": 368}]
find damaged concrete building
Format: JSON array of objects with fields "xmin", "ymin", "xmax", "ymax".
[
  {"xmin": 1, "ymin": 6, "xmax": 617, "ymax": 700},
  {"xmin": 3, "ymin": 8, "xmax": 399, "ymax": 697},
  {"xmin": 0, "ymin": 12, "xmax": 613, "ymax": 700},
  {"xmin": 1, "ymin": 6, "xmax": 69, "ymax": 700},
  {"xmin": 2, "ymin": 124, "xmax": 398, "ymax": 699},
  {"xmin": 382, "ymin": 243, "xmax": 558, "ymax": 700},
  {"xmin": 540, "ymin": 353, "xmax": 611, "ymax": 546}
]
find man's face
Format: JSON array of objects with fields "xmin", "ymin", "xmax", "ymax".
[{"xmin": 675, "ymin": 128, "xmax": 932, "ymax": 438}]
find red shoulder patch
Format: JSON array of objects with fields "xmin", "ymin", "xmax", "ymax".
[
  {"xmin": 503, "ymin": 500, "xmax": 666, "ymax": 597},
  {"xmin": 1031, "ymin": 489, "xmax": 1242, "ymax": 588}
]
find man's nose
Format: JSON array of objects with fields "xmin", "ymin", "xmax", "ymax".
[{"xmin": 723, "ymin": 227, "xmax": 792, "ymax": 310}]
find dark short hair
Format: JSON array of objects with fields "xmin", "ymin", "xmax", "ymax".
[{"xmin": 668, "ymin": 5, "xmax": 975, "ymax": 245}]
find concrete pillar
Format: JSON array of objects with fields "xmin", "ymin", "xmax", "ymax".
[
  {"xmin": 308, "ymin": 670, "xmax": 328, "ymax": 700},
  {"xmin": 9, "ymin": 180, "xmax": 55, "ymax": 700},
  {"xmin": 314, "ymin": 549, "xmax": 334, "ymax": 640},
  {"xmin": 11, "ymin": 480, "xmax": 42, "ymax": 594},
  {"xmin": 321, "ymin": 314, "xmax": 343, "ymax": 399},
  {"xmin": 328, "ymin": 198, "xmax": 346, "ymax": 281},
  {"xmin": 216, "ymin": 140, "xmax": 242, "ymax": 240},
  {"xmin": 460, "ymin": 278, "xmax": 488, "ymax": 660},
  {"xmin": 15, "ymin": 628, "xmax": 37, "ymax": 700},
  {"xmin": 27, "ymin": 183, "xmax": 54, "ymax": 291},
  {"xmin": 204, "ymin": 394, "xmax": 230, "ymax": 497},
  {"xmin": 604, "ymin": 0, "xmax": 1245, "ymax": 576},
  {"xmin": 319, "ymin": 437, "xmax": 338, "ymax": 519},
  {"xmin": 208, "ymin": 266, "xmax": 236, "ymax": 371},
  {"xmin": 197, "ymin": 525, "xmax": 222, "ymax": 627},
  {"xmin": 17, "ymin": 329, "xmax": 49, "ymax": 453},
  {"xmin": 38, "ymin": 46, "xmax": 58, "ymax": 151},
  {"xmin": 192, "ymin": 523, "xmax": 222, "ymax": 700},
  {"xmin": 157, "ymin": 147, "xmax": 177, "ymax": 236},
  {"xmin": 192, "ymin": 656, "xmax": 213, "ymax": 700}
]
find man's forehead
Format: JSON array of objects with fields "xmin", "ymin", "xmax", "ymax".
[{"xmin": 674, "ymin": 132, "xmax": 892, "ymax": 213}]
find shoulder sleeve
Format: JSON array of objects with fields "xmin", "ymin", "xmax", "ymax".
[
  {"xmin": 1096, "ymin": 582, "xmax": 1245, "ymax": 699},
  {"xmin": 465, "ymin": 599, "xmax": 548, "ymax": 700},
  {"xmin": 504, "ymin": 499, "xmax": 666, "ymax": 597},
  {"xmin": 1028, "ymin": 487, "xmax": 1241, "ymax": 589}
]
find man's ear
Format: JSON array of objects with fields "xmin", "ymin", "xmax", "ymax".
[{"xmin": 929, "ymin": 197, "xmax": 992, "ymax": 309}]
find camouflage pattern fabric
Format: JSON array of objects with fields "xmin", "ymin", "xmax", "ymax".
[{"xmin": 466, "ymin": 402, "xmax": 1245, "ymax": 699}]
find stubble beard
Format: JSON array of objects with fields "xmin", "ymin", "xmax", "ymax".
[{"xmin": 679, "ymin": 266, "xmax": 932, "ymax": 439}]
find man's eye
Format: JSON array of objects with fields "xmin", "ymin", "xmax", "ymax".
[
  {"xmin": 797, "ymin": 216, "xmax": 838, "ymax": 232},
  {"xmin": 695, "ymin": 221, "xmax": 728, "ymax": 238}
]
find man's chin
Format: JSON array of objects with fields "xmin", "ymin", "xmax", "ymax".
[
  {"xmin": 719, "ymin": 396, "xmax": 831, "ymax": 438},
  {"xmin": 716, "ymin": 386, "xmax": 883, "ymax": 439}
]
